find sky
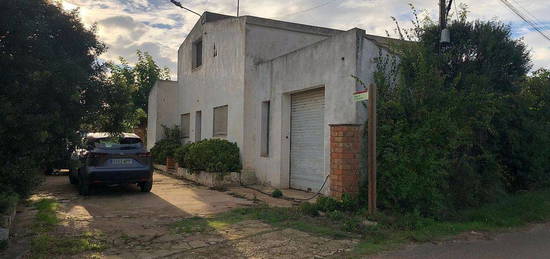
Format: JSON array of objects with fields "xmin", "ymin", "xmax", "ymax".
[{"xmin": 60, "ymin": 0, "xmax": 550, "ymax": 79}]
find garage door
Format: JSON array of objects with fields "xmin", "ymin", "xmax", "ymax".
[{"xmin": 290, "ymin": 88, "xmax": 325, "ymax": 191}]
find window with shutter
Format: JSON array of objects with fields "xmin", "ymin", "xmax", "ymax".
[
  {"xmin": 181, "ymin": 113, "xmax": 190, "ymax": 138},
  {"xmin": 213, "ymin": 105, "xmax": 228, "ymax": 137}
]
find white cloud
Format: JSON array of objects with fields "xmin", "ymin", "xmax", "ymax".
[{"xmin": 63, "ymin": 0, "xmax": 550, "ymax": 79}]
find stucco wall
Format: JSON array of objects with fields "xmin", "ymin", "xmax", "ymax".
[
  {"xmin": 245, "ymin": 29, "xmax": 366, "ymax": 192},
  {"xmin": 147, "ymin": 80, "xmax": 178, "ymax": 150},
  {"xmin": 242, "ymin": 23, "xmax": 331, "ymax": 179},
  {"xmin": 177, "ymin": 17, "xmax": 246, "ymax": 146}
]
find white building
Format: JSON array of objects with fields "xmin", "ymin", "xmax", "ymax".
[{"xmin": 148, "ymin": 12, "xmax": 393, "ymax": 194}]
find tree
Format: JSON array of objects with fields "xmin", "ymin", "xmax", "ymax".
[
  {"xmin": 105, "ymin": 51, "xmax": 170, "ymax": 129},
  {"xmin": 0, "ymin": 0, "xmax": 119, "ymax": 196}
]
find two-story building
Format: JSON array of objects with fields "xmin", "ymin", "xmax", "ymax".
[{"xmin": 148, "ymin": 12, "xmax": 393, "ymax": 195}]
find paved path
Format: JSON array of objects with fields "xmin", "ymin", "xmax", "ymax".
[{"xmin": 375, "ymin": 223, "xmax": 550, "ymax": 259}]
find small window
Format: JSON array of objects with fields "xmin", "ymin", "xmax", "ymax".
[
  {"xmin": 213, "ymin": 105, "xmax": 228, "ymax": 137},
  {"xmin": 192, "ymin": 38, "xmax": 203, "ymax": 69},
  {"xmin": 260, "ymin": 101, "xmax": 270, "ymax": 157},
  {"xmin": 195, "ymin": 111, "xmax": 202, "ymax": 141},
  {"xmin": 181, "ymin": 113, "xmax": 190, "ymax": 139}
]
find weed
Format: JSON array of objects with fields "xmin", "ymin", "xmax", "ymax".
[
  {"xmin": 299, "ymin": 202, "xmax": 319, "ymax": 217},
  {"xmin": 271, "ymin": 189, "xmax": 283, "ymax": 198}
]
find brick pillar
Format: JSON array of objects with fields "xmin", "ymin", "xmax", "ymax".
[{"xmin": 330, "ymin": 124, "xmax": 362, "ymax": 199}]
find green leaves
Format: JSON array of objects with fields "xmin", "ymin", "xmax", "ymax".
[{"xmin": 368, "ymin": 13, "xmax": 546, "ymax": 218}]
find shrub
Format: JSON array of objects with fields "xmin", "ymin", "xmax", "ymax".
[
  {"xmin": 150, "ymin": 125, "xmax": 183, "ymax": 164},
  {"xmin": 271, "ymin": 189, "xmax": 283, "ymax": 198},
  {"xmin": 150, "ymin": 139, "xmax": 180, "ymax": 165},
  {"xmin": 174, "ymin": 144, "xmax": 189, "ymax": 166},
  {"xmin": 182, "ymin": 139, "xmax": 241, "ymax": 172}
]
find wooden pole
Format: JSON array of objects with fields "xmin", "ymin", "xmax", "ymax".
[
  {"xmin": 368, "ymin": 84, "xmax": 377, "ymax": 214},
  {"xmin": 439, "ymin": 0, "xmax": 446, "ymax": 29}
]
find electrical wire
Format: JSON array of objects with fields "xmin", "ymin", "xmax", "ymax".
[
  {"xmin": 275, "ymin": 0, "xmax": 337, "ymax": 19},
  {"xmin": 498, "ymin": 0, "xmax": 550, "ymax": 42}
]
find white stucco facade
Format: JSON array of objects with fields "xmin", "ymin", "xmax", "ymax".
[
  {"xmin": 147, "ymin": 80, "xmax": 177, "ymax": 150},
  {"xmin": 148, "ymin": 12, "xmax": 393, "ymax": 194}
]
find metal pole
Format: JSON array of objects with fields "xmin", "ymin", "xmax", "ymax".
[
  {"xmin": 237, "ymin": 0, "xmax": 240, "ymax": 16},
  {"xmin": 367, "ymin": 84, "xmax": 377, "ymax": 214}
]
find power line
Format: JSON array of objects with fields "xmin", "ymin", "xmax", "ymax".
[
  {"xmin": 509, "ymin": 0, "xmax": 545, "ymax": 28},
  {"xmin": 498, "ymin": 0, "xmax": 550, "ymax": 42},
  {"xmin": 275, "ymin": 0, "xmax": 337, "ymax": 19}
]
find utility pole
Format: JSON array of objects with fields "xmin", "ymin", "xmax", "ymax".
[
  {"xmin": 439, "ymin": 0, "xmax": 446, "ymax": 29},
  {"xmin": 367, "ymin": 84, "xmax": 377, "ymax": 215},
  {"xmin": 439, "ymin": 0, "xmax": 451, "ymax": 44}
]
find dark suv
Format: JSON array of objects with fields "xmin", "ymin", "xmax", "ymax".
[{"xmin": 69, "ymin": 133, "xmax": 153, "ymax": 195}]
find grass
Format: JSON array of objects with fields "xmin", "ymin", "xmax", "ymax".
[
  {"xmin": 171, "ymin": 189, "xmax": 550, "ymax": 257},
  {"xmin": 29, "ymin": 199, "xmax": 107, "ymax": 258},
  {"xmin": 172, "ymin": 206, "xmax": 359, "ymax": 239},
  {"xmin": 352, "ymin": 189, "xmax": 550, "ymax": 255}
]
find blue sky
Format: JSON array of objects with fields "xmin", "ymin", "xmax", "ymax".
[{"xmin": 61, "ymin": 0, "xmax": 550, "ymax": 79}]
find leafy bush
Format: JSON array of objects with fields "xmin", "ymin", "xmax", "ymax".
[
  {"xmin": 150, "ymin": 125, "xmax": 182, "ymax": 164},
  {"xmin": 150, "ymin": 139, "xmax": 181, "ymax": 165},
  {"xmin": 271, "ymin": 189, "xmax": 283, "ymax": 198},
  {"xmin": 182, "ymin": 139, "xmax": 241, "ymax": 172},
  {"xmin": 174, "ymin": 144, "xmax": 189, "ymax": 166}
]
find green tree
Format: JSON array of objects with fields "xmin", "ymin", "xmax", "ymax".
[
  {"xmin": 106, "ymin": 51, "xmax": 170, "ymax": 129},
  {"xmin": 0, "ymin": 0, "xmax": 116, "ymax": 196}
]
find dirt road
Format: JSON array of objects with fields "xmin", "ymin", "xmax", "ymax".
[{"xmin": 3, "ymin": 172, "xmax": 356, "ymax": 258}]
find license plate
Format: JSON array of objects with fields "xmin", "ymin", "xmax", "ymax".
[{"xmin": 111, "ymin": 159, "xmax": 133, "ymax": 165}]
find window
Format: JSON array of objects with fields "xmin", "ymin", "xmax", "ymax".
[
  {"xmin": 192, "ymin": 38, "xmax": 203, "ymax": 69},
  {"xmin": 181, "ymin": 113, "xmax": 190, "ymax": 139},
  {"xmin": 260, "ymin": 101, "xmax": 270, "ymax": 157},
  {"xmin": 195, "ymin": 111, "xmax": 202, "ymax": 141},
  {"xmin": 213, "ymin": 105, "xmax": 228, "ymax": 137}
]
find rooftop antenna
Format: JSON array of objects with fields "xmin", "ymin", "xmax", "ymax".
[{"xmin": 170, "ymin": 0, "xmax": 201, "ymax": 16}]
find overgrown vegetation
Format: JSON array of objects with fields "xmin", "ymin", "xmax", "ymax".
[
  {"xmin": 364, "ymin": 6, "xmax": 550, "ymax": 217},
  {"xmin": 30, "ymin": 199, "xmax": 106, "ymax": 257}
]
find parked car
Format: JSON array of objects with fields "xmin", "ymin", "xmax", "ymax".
[{"xmin": 69, "ymin": 132, "xmax": 153, "ymax": 195}]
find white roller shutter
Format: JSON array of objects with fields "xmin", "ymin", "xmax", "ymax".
[{"xmin": 290, "ymin": 88, "xmax": 325, "ymax": 191}]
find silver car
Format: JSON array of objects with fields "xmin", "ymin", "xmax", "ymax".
[{"xmin": 69, "ymin": 133, "xmax": 153, "ymax": 195}]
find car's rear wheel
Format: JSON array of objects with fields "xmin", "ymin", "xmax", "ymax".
[
  {"xmin": 139, "ymin": 180, "xmax": 152, "ymax": 192},
  {"xmin": 78, "ymin": 176, "xmax": 90, "ymax": 195},
  {"xmin": 69, "ymin": 174, "xmax": 78, "ymax": 185}
]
